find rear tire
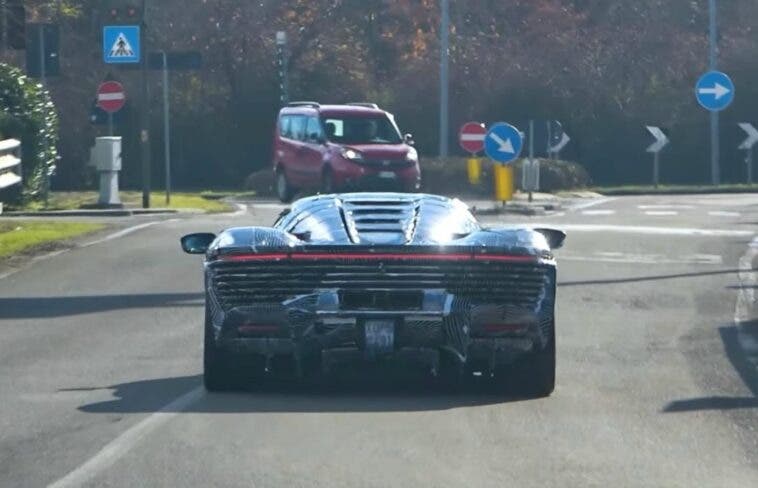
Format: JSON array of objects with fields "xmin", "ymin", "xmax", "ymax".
[
  {"xmin": 494, "ymin": 321, "xmax": 556, "ymax": 398},
  {"xmin": 524, "ymin": 327, "xmax": 556, "ymax": 397},
  {"xmin": 204, "ymin": 306, "xmax": 241, "ymax": 392},
  {"xmin": 275, "ymin": 169, "xmax": 294, "ymax": 203}
]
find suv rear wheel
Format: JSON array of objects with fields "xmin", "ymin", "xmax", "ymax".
[{"xmin": 275, "ymin": 169, "xmax": 294, "ymax": 203}]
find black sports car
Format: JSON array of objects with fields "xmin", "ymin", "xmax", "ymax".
[{"xmin": 181, "ymin": 193, "xmax": 565, "ymax": 395}]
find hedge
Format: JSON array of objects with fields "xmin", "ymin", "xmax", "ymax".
[
  {"xmin": 244, "ymin": 157, "xmax": 592, "ymax": 197},
  {"xmin": 0, "ymin": 63, "xmax": 59, "ymax": 203}
]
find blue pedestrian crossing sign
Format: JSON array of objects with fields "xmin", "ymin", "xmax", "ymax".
[
  {"xmin": 695, "ymin": 70, "xmax": 734, "ymax": 112},
  {"xmin": 103, "ymin": 25, "xmax": 141, "ymax": 64},
  {"xmin": 484, "ymin": 122, "xmax": 523, "ymax": 164}
]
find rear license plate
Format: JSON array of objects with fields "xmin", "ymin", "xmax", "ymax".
[
  {"xmin": 379, "ymin": 171, "xmax": 396, "ymax": 179},
  {"xmin": 364, "ymin": 320, "xmax": 394, "ymax": 354}
]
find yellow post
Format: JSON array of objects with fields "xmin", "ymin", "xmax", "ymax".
[
  {"xmin": 494, "ymin": 164, "xmax": 514, "ymax": 202},
  {"xmin": 467, "ymin": 157, "xmax": 482, "ymax": 185}
]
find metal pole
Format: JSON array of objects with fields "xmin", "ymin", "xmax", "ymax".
[
  {"xmin": 653, "ymin": 152, "xmax": 660, "ymax": 188},
  {"xmin": 162, "ymin": 51, "xmax": 171, "ymax": 205},
  {"xmin": 108, "ymin": 113, "xmax": 114, "ymax": 136},
  {"xmin": 1, "ymin": 1, "xmax": 7, "ymax": 55},
  {"xmin": 39, "ymin": 25, "xmax": 50, "ymax": 208},
  {"xmin": 546, "ymin": 121, "xmax": 553, "ymax": 160},
  {"xmin": 439, "ymin": 0, "xmax": 450, "ymax": 157},
  {"xmin": 709, "ymin": 0, "xmax": 720, "ymax": 186},
  {"xmin": 276, "ymin": 31, "xmax": 288, "ymax": 107},
  {"xmin": 140, "ymin": 0, "xmax": 151, "ymax": 208},
  {"xmin": 528, "ymin": 120, "xmax": 534, "ymax": 202},
  {"xmin": 748, "ymin": 148, "xmax": 753, "ymax": 185}
]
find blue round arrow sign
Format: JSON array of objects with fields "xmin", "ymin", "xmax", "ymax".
[
  {"xmin": 695, "ymin": 71, "xmax": 735, "ymax": 112},
  {"xmin": 484, "ymin": 122, "xmax": 523, "ymax": 164}
]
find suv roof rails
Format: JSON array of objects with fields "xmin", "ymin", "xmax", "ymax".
[
  {"xmin": 347, "ymin": 103, "xmax": 380, "ymax": 109},
  {"xmin": 287, "ymin": 101, "xmax": 321, "ymax": 108}
]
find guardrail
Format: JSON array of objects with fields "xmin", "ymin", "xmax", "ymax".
[{"xmin": 0, "ymin": 138, "xmax": 23, "ymax": 213}]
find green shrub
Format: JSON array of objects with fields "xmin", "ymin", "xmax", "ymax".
[
  {"xmin": 0, "ymin": 63, "xmax": 59, "ymax": 204},
  {"xmin": 420, "ymin": 157, "xmax": 592, "ymax": 195},
  {"xmin": 243, "ymin": 157, "xmax": 592, "ymax": 197}
]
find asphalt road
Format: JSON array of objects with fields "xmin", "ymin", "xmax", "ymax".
[{"xmin": 1, "ymin": 195, "xmax": 757, "ymax": 487}]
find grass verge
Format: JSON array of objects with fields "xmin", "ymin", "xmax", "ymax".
[
  {"xmin": 6, "ymin": 191, "xmax": 236, "ymax": 213},
  {"xmin": 0, "ymin": 221, "xmax": 106, "ymax": 259}
]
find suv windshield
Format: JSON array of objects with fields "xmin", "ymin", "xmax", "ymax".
[{"xmin": 321, "ymin": 116, "xmax": 402, "ymax": 145}]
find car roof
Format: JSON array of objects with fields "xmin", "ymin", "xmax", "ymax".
[
  {"xmin": 279, "ymin": 103, "xmax": 387, "ymax": 118},
  {"xmin": 289, "ymin": 192, "xmax": 467, "ymax": 214}
]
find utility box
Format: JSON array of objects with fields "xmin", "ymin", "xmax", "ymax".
[{"xmin": 89, "ymin": 137, "xmax": 122, "ymax": 206}]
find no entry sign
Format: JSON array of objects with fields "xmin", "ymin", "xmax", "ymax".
[
  {"xmin": 97, "ymin": 81, "xmax": 126, "ymax": 113},
  {"xmin": 459, "ymin": 122, "xmax": 487, "ymax": 154}
]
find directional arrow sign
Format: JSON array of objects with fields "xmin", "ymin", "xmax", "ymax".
[
  {"xmin": 738, "ymin": 123, "xmax": 758, "ymax": 150},
  {"xmin": 549, "ymin": 132, "xmax": 571, "ymax": 154},
  {"xmin": 484, "ymin": 122, "xmax": 523, "ymax": 164},
  {"xmin": 695, "ymin": 71, "xmax": 735, "ymax": 112},
  {"xmin": 699, "ymin": 83, "xmax": 730, "ymax": 100},
  {"xmin": 646, "ymin": 126, "xmax": 669, "ymax": 153}
]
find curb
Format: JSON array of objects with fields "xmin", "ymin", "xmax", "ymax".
[
  {"xmin": 472, "ymin": 202, "xmax": 562, "ymax": 216},
  {"xmin": 2, "ymin": 208, "xmax": 179, "ymax": 217}
]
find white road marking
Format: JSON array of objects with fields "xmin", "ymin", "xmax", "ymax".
[
  {"xmin": 570, "ymin": 198, "xmax": 616, "ymax": 211},
  {"xmin": 645, "ymin": 211, "xmax": 678, "ymax": 216},
  {"xmin": 638, "ymin": 205, "xmax": 695, "ymax": 210},
  {"xmin": 81, "ymin": 221, "xmax": 168, "ymax": 248},
  {"xmin": 561, "ymin": 252, "xmax": 723, "ymax": 265},
  {"xmin": 708, "ymin": 211, "xmax": 740, "ymax": 218},
  {"xmin": 0, "ymin": 250, "xmax": 70, "ymax": 280},
  {"xmin": 1, "ymin": 220, "xmax": 179, "ymax": 281},
  {"xmin": 250, "ymin": 202, "xmax": 288, "ymax": 210},
  {"xmin": 581, "ymin": 210, "xmax": 616, "ymax": 216},
  {"xmin": 529, "ymin": 223, "xmax": 753, "ymax": 237},
  {"xmin": 47, "ymin": 386, "xmax": 205, "ymax": 488},
  {"xmin": 230, "ymin": 203, "xmax": 248, "ymax": 216}
]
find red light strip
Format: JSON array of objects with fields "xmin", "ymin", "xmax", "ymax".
[
  {"xmin": 220, "ymin": 253, "xmax": 289, "ymax": 262},
  {"xmin": 220, "ymin": 252, "xmax": 537, "ymax": 263}
]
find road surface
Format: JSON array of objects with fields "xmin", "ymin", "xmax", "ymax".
[{"xmin": 1, "ymin": 195, "xmax": 756, "ymax": 487}]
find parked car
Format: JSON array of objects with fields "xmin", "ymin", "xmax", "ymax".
[{"xmin": 272, "ymin": 102, "xmax": 421, "ymax": 202}]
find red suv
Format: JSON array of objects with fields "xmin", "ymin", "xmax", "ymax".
[{"xmin": 272, "ymin": 102, "xmax": 421, "ymax": 202}]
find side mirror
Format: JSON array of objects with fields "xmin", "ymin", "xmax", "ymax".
[
  {"xmin": 404, "ymin": 133, "xmax": 415, "ymax": 146},
  {"xmin": 181, "ymin": 233, "xmax": 217, "ymax": 254},
  {"xmin": 533, "ymin": 228, "xmax": 566, "ymax": 250}
]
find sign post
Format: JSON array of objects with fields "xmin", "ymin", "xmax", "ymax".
[
  {"xmin": 738, "ymin": 123, "xmax": 758, "ymax": 185},
  {"xmin": 547, "ymin": 120, "xmax": 571, "ymax": 160},
  {"xmin": 695, "ymin": 70, "xmax": 735, "ymax": 186},
  {"xmin": 646, "ymin": 126, "xmax": 669, "ymax": 188},
  {"xmin": 485, "ymin": 122, "xmax": 523, "ymax": 203},
  {"xmin": 459, "ymin": 122, "xmax": 486, "ymax": 185},
  {"xmin": 161, "ymin": 51, "xmax": 172, "ymax": 205},
  {"xmin": 103, "ymin": 21, "xmax": 149, "ymax": 207}
]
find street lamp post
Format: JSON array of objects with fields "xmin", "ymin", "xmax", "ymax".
[
  {"xmin": 276, "ymin": 31, "xmax": 289, "ymax": 107},
  {"xmin": 140, "ymin": 0, "xmax": 151, "ymax": 208},
  {"xmin": 439, "ymin": 0, "xmax": 450, "ymax": 157},
  {"xmin": 709, "ymin": 0, "xmax": 720, "ymax": 186}
]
